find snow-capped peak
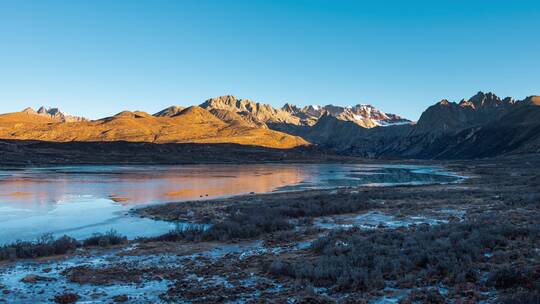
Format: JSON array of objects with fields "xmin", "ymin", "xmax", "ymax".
[
  {"xmin": 24, "ymin": 106, "xmax": 86, "ymax": 122},
  {"xmin": 294, "ymin": 103, "xmax": 411, "ymax": 128}
]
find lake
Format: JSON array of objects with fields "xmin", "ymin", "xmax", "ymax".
[{"xmin": 0, "ymin": 164, "xmax": 462, "ymax": 244}]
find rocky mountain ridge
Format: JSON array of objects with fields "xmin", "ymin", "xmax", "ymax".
[
  {"xmin": 199, "ymin": 95, "xmax": 411, "ymax": 129},
  {"xmin": 302, "ymin": 92, "xmax": 540, "ymax": 158},
  {"xmin": 14, "ymin": 95, "xmax": 411, "ymax": 130},
  {"xmin": 22, "ymin": 106, "xmax": 87, "ymax": 122},
  {"xmin": 412, "ymin": 92, "xmax": 517, "ymax": 135},
  {"xmin": 281, "ymin": 103, "xmax": 411, "ymax": 128}
]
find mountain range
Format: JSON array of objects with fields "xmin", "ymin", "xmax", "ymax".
[
  {"xmin": 1, "ymin": 91, "xmax": 538, "ymax": 159},
  {"xmin": 199, "ymin": 95, "xmax": 411, "ymax": 128},
  {"xmin": 0, "ymin": 106, "xmax": 307, "ymax": 149},
  {"xmin": 315, "ymin": 92, "xmax": 540, "ymax": 159}
]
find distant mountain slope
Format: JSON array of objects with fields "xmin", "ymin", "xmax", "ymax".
[
  {"xmin": 26, "ymin": 106, "xmax": 86, "ymax": 122},
  {"xmin": 289, "ymin": 92, "xmax": 540, "ymax": 159},
  {"xmin": 0, "ymin": 106, "xmax": 308, "ymax": 149},
  {"xmin": 412, "ymin": 92, "xmax": 515, "ymax": 135},
  {"xmin": 420, "ymin": 101, "xmax": 540, "ymax": 158},
  {"xmin": 2, "ymin": 107, "xmax": 87, "ymax": 123},
  {"xmin": 0, "ymin": 109, "xmax": 58, "ymax": 124},
  {"xmin": 153, "ymin": 106, "xmax": 185, "ymax": 117},
  {"xmin": 377, "ymin": 93, "xmax": 540, "ymax": 158}
]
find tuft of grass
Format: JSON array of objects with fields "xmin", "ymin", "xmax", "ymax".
[
  {"xmin": 144, "ymin": 212, "xmax": 293, "ymax": 242},
  {"xmin": 0, "ymin": 234, "xmax": 78, "ymax": 261},
  {"xmin": 0, "ymin": 230, "xmax": 128, "ymax": 261},
  {"xmin": 82, "ymin": 230, "xmax": 128, "ymax": 247}
]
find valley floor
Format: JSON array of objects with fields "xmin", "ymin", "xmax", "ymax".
[{"xmin": 1, "ymin": 155, "xmax": 539, "ymax": 303}]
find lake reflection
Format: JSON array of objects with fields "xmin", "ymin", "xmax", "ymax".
[
  {"xmin": 0, "ymin": 164, "xmax": 461, "ymax": 244},
  {"xmin": 0, "ymin": 165, "xmax": 308, "ymax": 211}
]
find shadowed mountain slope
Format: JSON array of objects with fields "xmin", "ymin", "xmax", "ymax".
[
  {"xmin": 0, "ymin": 140, "xmax": 346, "ymax": 166},
  {"xmin": 282, "ymin": 92, "xmax": 540, "ymax": 159}
]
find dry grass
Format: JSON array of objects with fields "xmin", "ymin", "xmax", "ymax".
[{"xmin": 0, "ymin": 106, "xmax": 308, "ymax": 149}]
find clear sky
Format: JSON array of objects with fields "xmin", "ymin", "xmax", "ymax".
[{"xmin": 0, "ymin": 0, "xmax": 539, "ymax": 120}]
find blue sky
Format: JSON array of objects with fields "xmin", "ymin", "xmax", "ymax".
[{"xmin": 0, "ymin": 0, "xmax": 539, "ymax": 120}]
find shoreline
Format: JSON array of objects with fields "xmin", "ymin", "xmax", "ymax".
[
  {"xmin": 0, "ymin": 156, "xmax": 539, "ymax": 303},
  {"xmin": 0, "ymin": 163, "xmax": 460, "ymax": 245}
]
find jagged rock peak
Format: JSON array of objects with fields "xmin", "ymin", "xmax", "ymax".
[
  {"xmin": 440, "ymin": 92, "xmax": 516, "ymax": 109},
  {"xmin": 201, "ymin": 96, "xmax": 301, "ymax": 125},
  {"xmin": 37, "ymin": 106, "xmax": 48, "ymax": 114},
  {"xmin": 467, "ymin": 91, "xmax": 505, "ymax": 108},
  {"xmin": 304, "ymin": 103, "xmax": 410, "ymax": 127},
  {"xmin": 200, "ymin": 95, "xmax": 241, "ymax": 109},
  {"xmin": 202, "ymin": 95, "xmax": 279, "ymax": 114},
  {"xmin": 22, "ymin": 106, "xmax": 86, "ymax": 122},
  {"xmin": 501, "ymin": 97, "xmax": 515, "ymax": 106},
  {"xmin": 201, "ymin": 95, "xmax": 411, "ymax": 128},
  {"xmin": 413, "ymin": 91, "xmax": 536, "ymax": 136},
  {"xmin": 301, "ymin": 105, "xmax": 323, "ymax": 115},
  {"xmin": 281, "ymin": 103, "xmax": 300, "ymax": 113}
]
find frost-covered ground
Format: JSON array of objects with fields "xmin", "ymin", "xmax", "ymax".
[
  {"xmin": 1, "ymin": 156, "xmax": 539, "ymax": 303},
  {"xmin": 0, "ymin": 207, "xmax": 466, "ymax": 303}
]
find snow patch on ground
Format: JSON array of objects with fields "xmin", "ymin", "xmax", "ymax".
[{"xmin": 314, "ymin": 209, "xmax": 465, "ymax": 231}]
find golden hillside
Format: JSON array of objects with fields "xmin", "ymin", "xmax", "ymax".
[{"xmin": 0, "ymin": 106, "xmax": 309, "ymax": 149}]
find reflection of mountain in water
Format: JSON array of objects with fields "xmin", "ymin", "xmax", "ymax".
[
  {"xmin": 0, "ymin": 165, "xmax": 460, "ymax": 216},
  {"xmin": 342, "ymin": 168, "xmax": 458, "ymax": 186},
  {"xmin": 0, "ymin": 165, "xmax": 309, "ymax": 212},
  {"xmin": 270, "ymin": 166, "xmax": 460, "ymax": 192},
  {"xmin": 0, "ymin": 164, "xmax": 462, "ymax": 244}
]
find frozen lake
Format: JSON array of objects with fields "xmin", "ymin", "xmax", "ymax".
[{"xmin": 0, "ymin": 164, "xmax": 461, "ymax": 244}]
